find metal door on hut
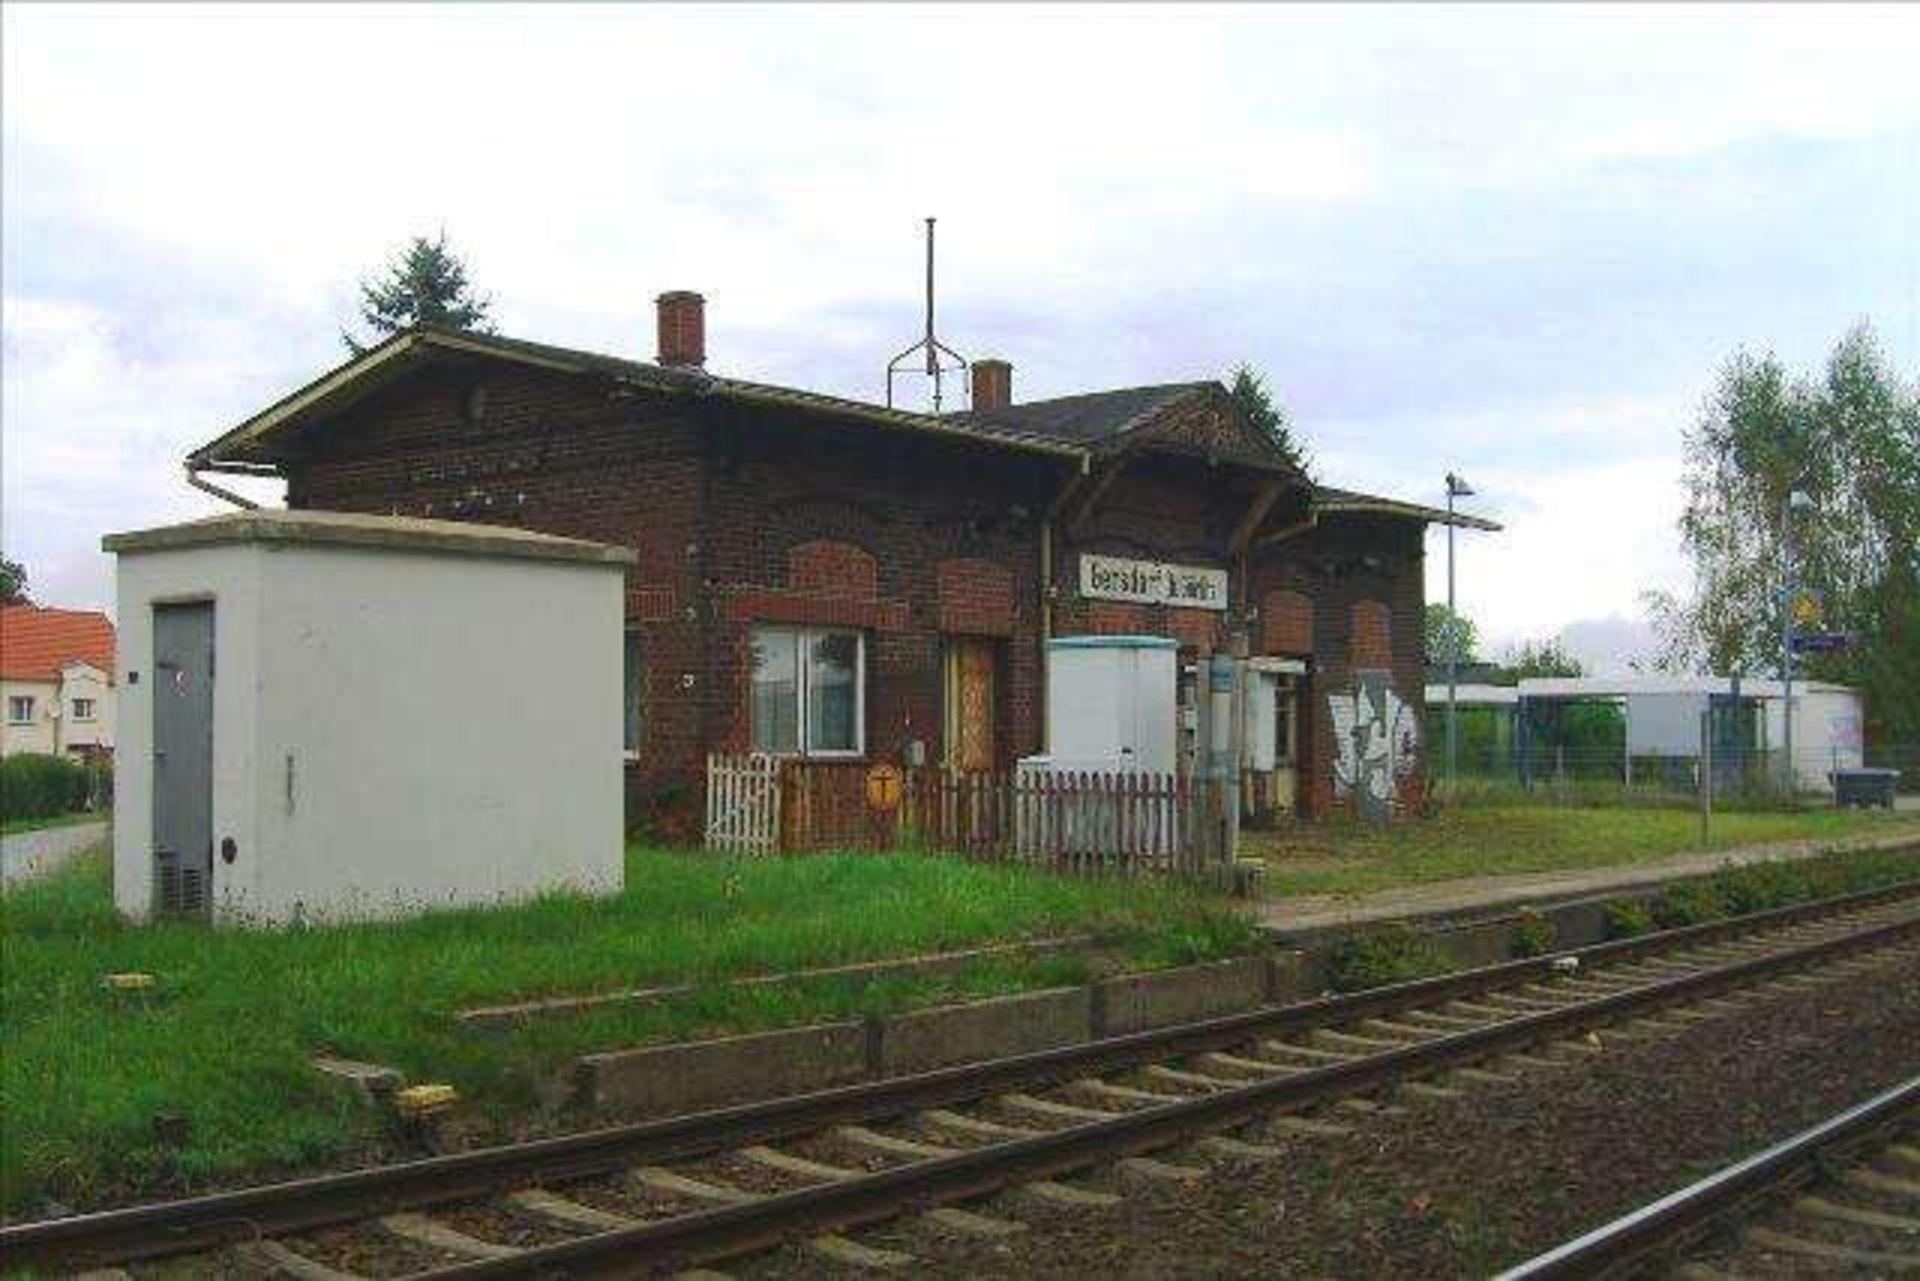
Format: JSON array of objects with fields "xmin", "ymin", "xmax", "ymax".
[
  {"xmin": 943, "ymin": 637, "xmax": 998, "ymax": 771},
  {"xmin": 152, "ymin": 602, "xmax": 215, "ymax": 920}
]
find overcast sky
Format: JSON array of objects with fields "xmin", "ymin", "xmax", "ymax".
[{"xmin": 5, "ymin": 4, "xmax": 1917, "ymax": 671}]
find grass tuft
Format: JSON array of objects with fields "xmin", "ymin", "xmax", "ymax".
[{"xmin": 1325, "ymin": 927, "xmax": 1457, "ymax": 992}]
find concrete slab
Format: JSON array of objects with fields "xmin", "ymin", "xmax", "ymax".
[
  {"xmin": 311, "ymin": 1055, "xmax": 403, "ymax": 1102},
  {"xmin": 577, "ymin": 1020, "xmax": 868, "ymax": 1116},
  {"xmin": 1092, "ymin": 957, "xmax": 1267, "ymax": 1037},
  {"xmin": 875, "ymin": 987, "xmax": 1092, "ymax": 1076}
]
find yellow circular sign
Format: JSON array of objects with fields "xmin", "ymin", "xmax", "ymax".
[{"xmin": 865, "ymin": 763, "xmax": 904, "ymax": 813}]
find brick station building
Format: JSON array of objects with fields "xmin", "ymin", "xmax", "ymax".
[{"xmin": 187, "ymin": 294, "xmax": 1495, "ymax": 832}]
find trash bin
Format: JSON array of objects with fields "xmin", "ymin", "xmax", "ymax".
[{"xmin": 1829, "ymin": 767, "xmax": 1900, "ymax": 809}]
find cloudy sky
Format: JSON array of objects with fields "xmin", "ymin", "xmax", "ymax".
[{"xmin": 5, "ymin": 4, "xmax": 1917, "ymax": 670}]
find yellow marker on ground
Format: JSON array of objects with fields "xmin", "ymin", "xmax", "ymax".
[
  {"xmin": 393, "ymin": 1083, "xmax": 459, "ymax": 1118},
  {"xmin": 102, "ymin": 972, "xmax": 156, "ymax": 991}
]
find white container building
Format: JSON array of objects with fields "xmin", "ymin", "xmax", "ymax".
[
  {"xmin": 106, "ymin": 510, "xmax": 636, "ymax": 926},
  {"xmin": 1446, "ymin": 675, "xmax": 1868, "ymax": 793}
]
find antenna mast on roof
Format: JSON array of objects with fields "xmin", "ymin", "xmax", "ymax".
[{"xmin": 886, "ymin": 217, "xmax": 968, "ymax": 414}]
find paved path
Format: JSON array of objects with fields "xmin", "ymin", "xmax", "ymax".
[
  {"xmin": 1260, "ymin": 822, "xmax": 1920, "ymax": 938},
  {"xmin": 0, "ymin": 819, "xmax": 107, "ymax": 886}
]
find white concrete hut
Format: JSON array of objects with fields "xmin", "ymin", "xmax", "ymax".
[{"xmin": 105, "ymin": 510, "xmax": 636, "ymax": 926}]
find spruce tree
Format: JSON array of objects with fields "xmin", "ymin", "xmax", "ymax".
[
  {"xmin": 1228, "ymin": 363, "xmax": 1312, "ymax": 476},
  {"xmin": 344, "ymin": 232, "xmax": 494, "ymax": 354}
]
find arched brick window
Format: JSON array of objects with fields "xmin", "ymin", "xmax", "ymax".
[
  {"xmin": 1351, "ymin": 600, "xmax": 1392, "ymax": 669},
  {"xmin": 788, "ymin": 540, "xmax": 877, "ymax": 598},
  {"xmin": 1262, "ymin": 589, "xmax": 1313, "ymax": 655}
]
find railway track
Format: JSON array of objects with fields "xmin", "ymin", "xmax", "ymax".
[
  {"xmin": 11, "ymin": 879, "xmax": 1920, "ymax": 1279},
  {"xmin": 1501, "ymin": 1074, "xmax": 1920, "ymax": 1279}
]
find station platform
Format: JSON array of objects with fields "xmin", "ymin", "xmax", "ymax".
[{"xmin": 1258, "ymin": 822, "xmax": 1920, "ymax": 943}]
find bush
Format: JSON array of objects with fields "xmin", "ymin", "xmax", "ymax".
[
  {"xmin": 1509, "ymin": 907, "xmax": 1557, "ymax": 957},
  {"xmin": 1327, "ymin": 927, "xmax": 1457, "ymax": 993},
  {"xmin": 1605, "ymin": 899, "xmax": 1655, "ymax": 939},
  {"xmin": 0, "ymin": 753, "xmax": 92, "ymax": 822},
  {"xmin": 1654, "ymin": 881, "xmax": 1730, "ymax": 929}
]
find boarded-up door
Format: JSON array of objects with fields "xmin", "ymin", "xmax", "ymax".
[
  {"xmin": 944, "ymin": 638, "xmax": 998, "ymax": 771},
  {"xmin": 152, "ymin": 602, "xmax": 214, "ymax": 920}
]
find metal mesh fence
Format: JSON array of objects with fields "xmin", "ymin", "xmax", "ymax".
[{"xmin": 1427, "ymin": 713, "xmax": 1913, "ymax": 809}]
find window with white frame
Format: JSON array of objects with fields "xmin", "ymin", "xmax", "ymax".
[
  {"xmin": 72, "ymin": 697, "xmax": 97, "ymax": 722},
  {"xmin": 750, "ymin": 626, "xmax": 863, "ymax": 756},
  {"xmin": 622, "ymin": 630, "xmax": 645, "ymax": 755},
  {"xmin": 7, "ymin": 695, "xmax": 35, "ymax": 724}
]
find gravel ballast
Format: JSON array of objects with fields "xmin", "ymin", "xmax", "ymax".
[{"xmin": 747, "ymin": 945, "xmax": 1920, "ymax": 1278}]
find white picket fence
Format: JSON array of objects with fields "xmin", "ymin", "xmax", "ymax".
[
  {"xmin": 705, "ymin": 753, "xmax": 782, "ymax": 854},
  {"xmin": 703, "ymin": 753, "xmax": 1230, "ymax": 883}
]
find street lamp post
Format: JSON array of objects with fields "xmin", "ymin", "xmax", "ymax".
[
  {"xmin": 1445, "ymin": 472, "xmax": 1475, "ymax": 787},
  {"xmin": 1779, "ymin": 487, "xmax": 1814, "ymax": 801}
]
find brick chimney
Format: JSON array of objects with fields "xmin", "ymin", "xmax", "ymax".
[
  {"xmin": 656, "ymin": 291, "xmax": 706, "ymax": 368},
  {"xmin": 971, "ymin": 357, "xmax": 1013, "ymax": 412}
]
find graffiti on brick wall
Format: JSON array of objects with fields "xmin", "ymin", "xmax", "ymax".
[{"xmin": 1329, "ymin": 674, "xmax": 1421, "ymax": 817}]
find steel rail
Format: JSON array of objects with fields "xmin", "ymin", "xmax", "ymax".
[
  {"xmin": 6, "ymin": 876, "xmax": 1918, "ymax": 1274},
  {"xmin": 404, "ymin": 901, "xmax": 1920, "ymax": 1277},
  {"xmin": 1496, "ymin": 1073, "xmax": 1920, "ymax": 1281}
]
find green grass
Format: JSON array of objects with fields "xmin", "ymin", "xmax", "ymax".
[
  {"xmin": 0, "ymin": 844, "xmax": 1253, "ymax": 1211},
  {"xmin": 0, "ymin": 809, "xmax": 106, "ymax": 838},
  {"xmin": 1250, "ymin": 806, "xmax": 1916, "ymax": 898}
]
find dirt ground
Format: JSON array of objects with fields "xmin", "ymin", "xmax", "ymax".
[{"xmin": 747, "ymin": 943, "xmax": 1920, "ymax": 1279}]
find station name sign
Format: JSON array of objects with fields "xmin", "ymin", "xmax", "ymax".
[{"xmin": 1079, "ymin": 553, "xmax": 1228, "ymax": 612}]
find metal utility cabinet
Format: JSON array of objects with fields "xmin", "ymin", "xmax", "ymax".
[
  {"xmin": 1036, "ymin": 635, "xmax": 1178, "ymax": 773},
  {"xmin": 106, "ymin": 510, "xmax": 637, "ymax": 926}
]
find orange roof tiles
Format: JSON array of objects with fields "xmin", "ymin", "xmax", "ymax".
[{"xmin": 0, "ymin": 605, "xmax": 116, "ymax": 682}]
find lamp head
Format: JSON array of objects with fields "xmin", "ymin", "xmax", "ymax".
[{"xmin": 1445, "ymin": 472, "xmax": 1475, "ymax": 499}]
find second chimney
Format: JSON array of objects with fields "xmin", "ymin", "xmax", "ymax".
[
  {"xmin": 971, "ymin": 357, "xmax": 1013, "ymax": 412},
  {"xmin": 656, "ymin": 291, "xmax": 706, "ymax": 368}
]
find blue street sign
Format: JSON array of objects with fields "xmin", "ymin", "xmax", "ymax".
[{"xmin": 1791, "ymin": 630, "xmax": 1854, "ymax": 654}]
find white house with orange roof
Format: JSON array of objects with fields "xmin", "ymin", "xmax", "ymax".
[{"xmin": 0, "ymin": 604, "xmax": 117, "ymax": 759}]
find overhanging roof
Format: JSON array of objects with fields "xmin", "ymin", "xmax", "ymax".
[
  {"xmin": 188, "ymin": 327, "xmax": 1086, "ymax": 469},
  {"xmin": 184, "ymin": 325, "xmax": 1501, "ymax": 538},
  {"xmin": 1313, "ymin": 486, "xmax": 1502, "ymax": 532},
  {"xmin": 1517, "ymin": 676, "xmax": 1857, "ymax": 700}
]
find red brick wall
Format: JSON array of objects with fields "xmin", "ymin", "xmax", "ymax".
[
  {"xmin": 1248, "ymin": 518, "xmax": 1427, "ymax": 819},
  {"xmin": 937, "ymin": 558, "xmax": 1016, "ymax": 636},
  {"xmin": 286, "ymin": 360, "xmax": 1431, "ymax": 828},
  {"xmin": 1050, "ymin": 457, "xmax": 1244, "ymax": 656},
  {"xmin": 696, "ymin": 407, "xmax": 1056, "ymax": 775}
]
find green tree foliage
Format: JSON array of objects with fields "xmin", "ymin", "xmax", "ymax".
[
  {"xmin": 1654, "ymin": 324, "xmax": 1920, "ymax": 749},
  {"xmin": 0, "ymin": 557, "xmax": 27, "ymax": 605},
  {"xmin": 344, "ymin": 231, "xmax": 494, "ymax": 354},
  {"xmin": 1228, "ymin": 364, "xmax": 1312, "ymax": 476},
  {"xmin": 1499, "ymin": 637, "xmax": 1585, "ymax": 681},
  {"xmin": 1425, "ymin": 602, "xmax": 1478, "ymax": 667}
]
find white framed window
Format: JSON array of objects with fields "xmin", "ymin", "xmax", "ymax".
[
  {"xmin": 72, "ymin": 697, "xmax": 97, "ymax": 722},
  {"xmin": 622, "ymin": 630, "xmax": 645, "ymax": 756},
  {"xmin": 751, "ymin": 625, "xmax": 864, "ymax": 757},
  {"xmin": 7, "ymin": 695, "xmax": 34, "ymax": 724}
]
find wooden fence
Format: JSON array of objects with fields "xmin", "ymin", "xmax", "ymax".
[
  {"xmin": 704, "ymin": 753, "xmax": 781, "ymax": 855},
  {"xmin": 705, "ymin": 754, "xmax": 1232, "ymax": 882}
]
